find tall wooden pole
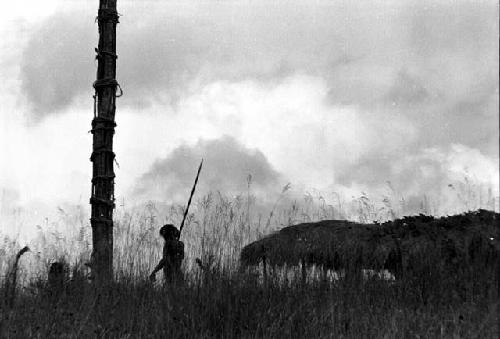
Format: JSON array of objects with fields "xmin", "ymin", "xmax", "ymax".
[{"xmin": 91, "ymin": 0, "xmax": 119, "ymax": 283}]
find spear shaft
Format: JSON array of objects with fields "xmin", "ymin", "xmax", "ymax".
[{"xmin": 179, "ymin": 159, "xmax": 203, "ymax": 237}]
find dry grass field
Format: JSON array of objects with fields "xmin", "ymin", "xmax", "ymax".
[{"xmin": 0, "ymin": 187, "xmax": 498, "ymax": 338}]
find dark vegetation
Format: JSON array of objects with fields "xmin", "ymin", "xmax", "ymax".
[
  {"xmin": 0, "ymin": 210, "xmax": 498, "ymax": 338},
  {"xmin": 241, "ymin": 209, "xmax": 499, "ymax": 280}
]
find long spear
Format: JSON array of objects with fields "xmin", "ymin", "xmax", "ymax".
[{"xmin": 179, "ymin": 159, "xmax": 204, "ymax": 237}]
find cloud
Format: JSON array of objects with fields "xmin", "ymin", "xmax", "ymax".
[
  {"xmin": 334, "ymin": 143, "xmax": 499, "ymax": 214},
  {"xmin": 407, "ymin": 1, "xmax": 497, "ymax": 57},
  {"xmin": 18, "ymin": 2, "xmax": 498, "ymax": 121},
  {"xmin": 395, "ymin": 144, "xmax": 498, "ymax": 193},
  {"xmin": 384, "ymin": 70, "xmax": 431, "ymax": 106},
  {"xmin": 19, "ymin": 14, "xmax": 95, "ymax": 121},
  {"xmin": 21, "ymin": 2, "xmax": 362, "ymax": 116},
  {"xmin": 146, "ymin": 75, "xmax": 419, "ymax": 189},
  {"xmin": 3, "ymin": 0, "xmax": 497, "ymax": 216},
  {"xmin": 14, "ymin": 1, "xmax": 498, "ymax": 173},
  {"xmin": 133, "ymin": 136, "xmax": 281, "ymax": 202}
]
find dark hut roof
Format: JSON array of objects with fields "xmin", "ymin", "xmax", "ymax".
[
  {"xmin": 240, "ymin": 209, "xmax": 499, "ymax": 270},
  {"xmin": 241, "ymin": 219, "xmax": 392, "ymax": 268}
]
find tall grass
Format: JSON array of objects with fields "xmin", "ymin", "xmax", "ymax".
[{"xmin": 0, "ymin": 182, "xmax": 498, "ymax": 338}]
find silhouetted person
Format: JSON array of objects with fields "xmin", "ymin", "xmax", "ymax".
[
  {"xmin": 48, "ymin": 261, "xmax": 65, "ymax": 301},
  {"xmin": 150, "ymin": 224, "xmax": 185, "ymax": 284}
]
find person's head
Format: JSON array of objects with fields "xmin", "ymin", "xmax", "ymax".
[{"xmin": 160, "ymin": 224, "xmax": 180, "ymax": 240}]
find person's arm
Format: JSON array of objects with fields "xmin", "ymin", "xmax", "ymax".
[
  {"xmin": 149, "ymin": 259, "xmax": 165, "ymax": 281},
  {"xmin": 153, "ymin": 258, "xmax": 166, "ymax": 273},
  {"xmin": 179, "ymin": 242, "xmax": 185, "ymax": 260}
]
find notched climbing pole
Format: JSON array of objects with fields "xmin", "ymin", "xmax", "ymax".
[{"xmin": 90, "ymin": 0, "xmax": 121, "ymax": 283}]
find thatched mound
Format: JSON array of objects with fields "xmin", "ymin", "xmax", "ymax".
[{"xmin": 240, "ymin": 210, "xmax": 499, "ymax": 276}]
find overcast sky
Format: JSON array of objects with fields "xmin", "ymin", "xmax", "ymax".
[{"xmin": 0, "ymin": 1, "xmax": 498, "ymax": 224}]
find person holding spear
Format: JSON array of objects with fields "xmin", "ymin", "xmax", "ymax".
[{"xmin": 149, "ymin": 159, "xmax": 203, "ymax": 284}]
